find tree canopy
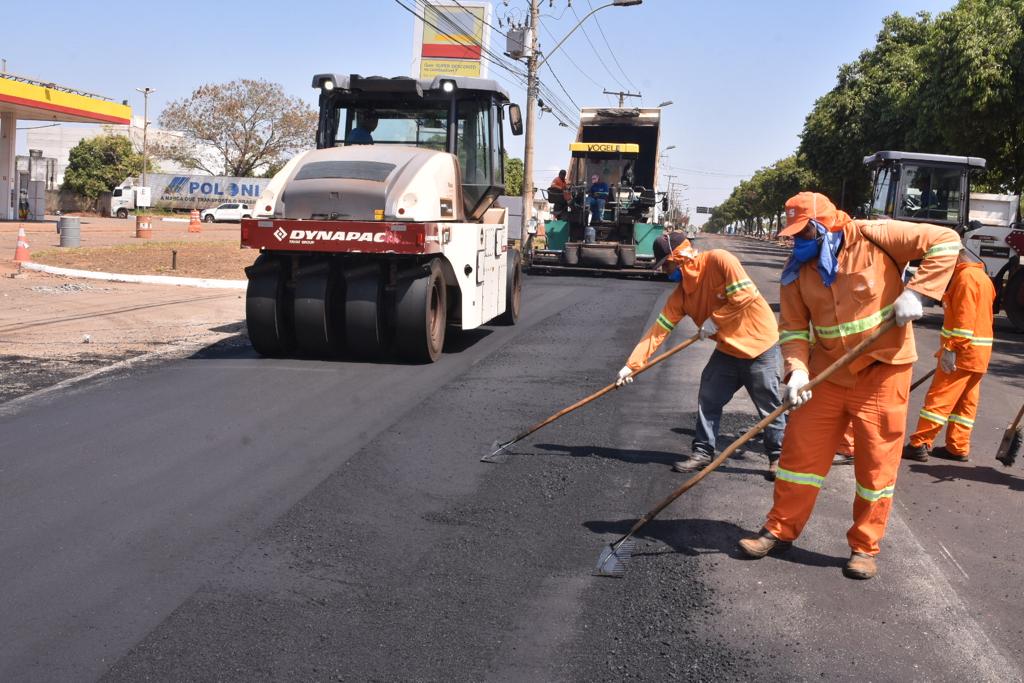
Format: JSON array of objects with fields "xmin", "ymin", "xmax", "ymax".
[
  {"xmin": 63, "ymin": 135, "xmax": 146, "ymax": 200},
  {"xmin": 158, "ymin": 79, "xmax": 317, "ymax": 177},
  {"xmin": 504, "ymin": 156, "xmax": 524, "ymax": 196}
]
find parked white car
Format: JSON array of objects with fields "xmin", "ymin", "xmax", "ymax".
[{"xmin": 200, "ymin": 203, "xmax": 253, "ymax": 223}]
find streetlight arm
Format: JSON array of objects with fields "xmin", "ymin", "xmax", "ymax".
[{"xmin": 536, "ymin": 2, "xmax": 619, "ymax": 69}]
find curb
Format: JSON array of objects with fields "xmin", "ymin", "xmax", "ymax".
[{"xmin": 19, "ymin": 261, "xmax": 247, "ymax": 289}]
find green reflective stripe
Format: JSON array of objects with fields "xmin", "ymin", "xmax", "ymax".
[
  {"xmin": 776, "ymin": 468, "xmax": 825, "ymax": 489},
  {"xmin": 856, "ymin": 481, "xmax": 895, "ymax": 502},
  {"xmin": 780, "ymin": 330, "xmax": 811, "ymax": 343},
  {"xmin": 724, "ymin": 279, "xmax": 754, "ymax": 296},
  {"xmin": 656, "ymin": 314, "xmax": 675, "ymax": 332},
  {"xmin": 924, "ymin": 242, "xmax": 962, "ymax": 258},
  {"xmin": 941, "ymin": 327, "xmax": 974, "ymax": 339},
  {"xmin": 919, "ymin": 408, "xmax": 947, "ymax": 425},
  {"xmin": 948, "ymin": 413, "xmax": 975, "ymax": 427},
  {"xmin": 814, "ymin": 305, "xmax": 894, "ymax": 339},
  {"xmin": 971, "ymin": 337, "xmax": 993, "ymax": 346}
]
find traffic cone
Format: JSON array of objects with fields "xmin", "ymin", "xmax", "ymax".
[
  {"xmin": 188, "ymin": 209, "xmax": 202, "ymax": 233},
  {"xmin": 13, "ymin": 227, "xmax": 31, "ymax": 262}
]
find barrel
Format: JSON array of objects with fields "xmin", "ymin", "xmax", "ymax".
[
  {"xmin": 58, "ymin": 216, "xmax": 81, "ymax": 247},
  {"xmin": 135, "ymin": 215, "xmax": 152, "ymax": 239}
]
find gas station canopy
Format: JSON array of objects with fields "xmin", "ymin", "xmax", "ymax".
[{"xmin": 0, "ymin": 72, "xmax": 131, "ymax": 124}]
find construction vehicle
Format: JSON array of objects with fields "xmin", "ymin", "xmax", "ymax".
[
  {"xmin": 863, "ymin": 150, "xmax": 1024, "ymax": 331},
  {"xmin": 239, "ymin": 74, "xmax": 524, "ymax": 362},
  {"xmin": 528, "ymin": 106, "xmax": 666, "ymax": 273}
]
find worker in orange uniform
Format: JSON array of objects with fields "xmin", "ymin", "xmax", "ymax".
[
  {"xmin": 616, "ymin": 232, "xmax": 786, "ymax": 480},
  {"xmin": 904, "ymin": 246, "xmax": 996, "ymax": 462},
  {"xmin": 739, "ymin": 192, "xmax": 960, "ymax": 580}
]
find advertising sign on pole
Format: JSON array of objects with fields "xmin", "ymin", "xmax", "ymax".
[{"xmin": 412, "ymin": 1, "xmax": 491, "ymax": 79}]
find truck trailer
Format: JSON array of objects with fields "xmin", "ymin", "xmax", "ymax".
[
  {"xmin": 528, "ymin": 106, "xmax": 666, "ymax": 273},
  {"xmin": 240, "ymin": 74, "xmax": 525, "ymax": 362},
  {"xmin": 104, "ymin": 173, "xmax": 265, "ymax": 218}
]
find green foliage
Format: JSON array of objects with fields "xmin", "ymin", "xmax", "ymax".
[
  {"xmin": 63, "ymin": 135, "xmax": 145, "ymax": 199},
  {"xmin": 705, "ymin": 155, "xmax": 818, "ymax": 234},
  {"xmin": 504, "ymin": 156, "xmax": 524, "ymax": 196}
]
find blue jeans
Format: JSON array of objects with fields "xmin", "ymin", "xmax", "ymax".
[
  {"xmin": 693, "ymin": 346, "xmax": 786, "ymax": 459},
  {"xmin": 588, "ymin": 198, "xmax": 605, "ymax": 225}
]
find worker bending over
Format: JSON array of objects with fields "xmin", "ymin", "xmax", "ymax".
[
  {"xmin": 617, "ymin": 232, "xmax": 786, "ymax": 480},
  {"xmin": 904, "ymin": 244, "xmax": 995, "ymax": 462},
  {"xmin": 739, "ymin": 192, "xmax": 959, "ymax": 580}
]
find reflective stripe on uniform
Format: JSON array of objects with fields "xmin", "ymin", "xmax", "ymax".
[
  {"xmin": 724, "ymin": 278, "xmax": 755, "ymax": 297},
  {"xmin": 919, "ymin": 408, "xmax": 947, "ymax": 425},
  {"xmin": 656, "ymin": 314, "xmax": 675, "ymax": 332},
  {"xmin": 941, "ymin": 327, "xmax": 974, "ymax": 339},
  {"xmin": 948, "ymin": 413, "xmax": 975, "ymax": 427},
  {"xmin": 776, "ymin": 468, "xmax": 825, "ymax": 489},
  {"xmin": 924, "ymin": 242, "xmax": 962, "ymax": 258},
  {"xmin": 779, "ymin": 329, "xmax": 811, "ymax": 343},
  {"xmin": 814, "ymin": 305, "xmax": 894, "ymax": 339},
  {"xmin": 856, "ymin": 481, "xmax": 895, "ymax": 502},
  {"xmin": 971, "ymin": 337, "xmax": 993, "ymax": 347}
]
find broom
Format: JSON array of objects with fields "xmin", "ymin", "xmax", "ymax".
[{"xmin": 995, "ymin": 401, "xmax": 1024, "ymax": 467}]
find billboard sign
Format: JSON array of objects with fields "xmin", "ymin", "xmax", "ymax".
[{"xmin": 412, "ymin": 1, "xmax": 491, "ymax": 79}]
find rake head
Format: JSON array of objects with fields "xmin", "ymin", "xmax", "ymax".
[
  {"xmin": 480, "ymin": 440, "xmax": 511, "ymax": 464},
  {"xmin": 593, "ymin": 538, "xmax": 637, "ymax": 578},
  {"xmin": 996, "ymin": 427, "xmax": 1021, "ymax": 468}
]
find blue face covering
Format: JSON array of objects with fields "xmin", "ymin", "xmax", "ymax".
[
  {"xmin": 781, "ymin": 220, "xmax": 844, "ymax": 287},
  {"xmin": 792, "ymin": 232, "xmax": 823, "ymax": 263},
  {"xmin": 668, "ymin": 267, "xmax": 682, "ymax": 282}
]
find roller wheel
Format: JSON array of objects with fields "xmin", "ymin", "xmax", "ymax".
[
  {"xmin": 1004, "ymin": 268, "xmax": 1024, "ymax": 333},
  {"xmin": 345, "ymin": 265, "xmax": 387, "ymax": 358},
  {"xmin": 245, "ymin": 255, "xmax": 295, "ymax": 356},
  {"xmin": 495, "ymin": 250, "xmax": 522, "ymax": 325},
  {"xmin": 294, "ymin": 260, "xmax": 344, "ymax": 357},
  {"xmin": 395, "ymin": 260, "xmax": 447, "ymax": 363}
]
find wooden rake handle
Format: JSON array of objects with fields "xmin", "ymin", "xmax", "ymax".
[{"xmin": 615, "ymin": 317, "xmax": 899, "ymax": 544}]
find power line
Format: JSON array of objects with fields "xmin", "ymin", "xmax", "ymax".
[
  {"xmin": 569, "ymin": 3, "xmax": 628, "ymax": 91},
  {"xmin": 586, "ymin": 0, "xmax": 639, "ymax": 93},
  {"xmin": 539, "ymin": 22, "xmax": 605, "ymax": 92}
]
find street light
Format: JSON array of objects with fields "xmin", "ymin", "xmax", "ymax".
[
  {"xmin": 657, "ymin": 100, "xmax": 673, "ymax": 108},
  {"xmin": 135, "ymin": 87, "xmax": 156, "ymax": 190}
]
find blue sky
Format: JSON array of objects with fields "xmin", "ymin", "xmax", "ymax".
[{"xmin": 6, "ymin": 0, "xmax": 956, "ymax": 223}]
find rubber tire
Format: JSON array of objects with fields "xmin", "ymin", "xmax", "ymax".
[
  {"xmin": 116, "ymin": 208, "xmax": 128, "ymax": 219},
  {"xmin": 345, "ymin": 266, "xmax": 387, "ymax": 359},
  {"xmin": 204, "ymin": 214, "xmax": 215, "ymax": 223},
  {"xmin": 245, "ymin": 255, "xmax": 295, "ymax": 356},
  {"xmin": 495, "ymin": 250, "xmax": 522, "ymax": 325},
  {"xmin": 293, "ymin": 260, "xmax": 343, "ymax": 358},
  {"xmin": 395, "ymin": 260, "xmax": 446, "ymax": 363},
  {"xmin": 1004, "ymin": 268, "xmax": 1024, "ymax": 333}
]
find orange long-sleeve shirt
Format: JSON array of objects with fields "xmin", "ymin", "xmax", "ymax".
[
  {"xmin": 938, "ymin": 261, "xmax": 995, "ymax": 373},
  {"xmin": 626, "ymin": 249, "xmax": 778, "ymax": 369},
  {"xmin": 779, "ymin": 219, "xmax": 960, "ymax": 388}
]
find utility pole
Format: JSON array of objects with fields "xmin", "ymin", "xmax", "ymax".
[
  {"xmin": 135, "ymin": 87, "xmax": 156, "ymax": 190},
  {"xmin": 665, "ymin": 173, "xmax": 676, "ymax": 223},
  {"xmin": 603, "ymin": 89, "xmax": 642, "ymax": 107},
  {"xmin": 520, "ymin": 0, "xmax": 540, "ymax": 242}
]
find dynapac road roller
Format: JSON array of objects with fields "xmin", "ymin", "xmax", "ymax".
[{"xmin": 240, "ymin": 74, "xmax": 525, "ymax": 362}]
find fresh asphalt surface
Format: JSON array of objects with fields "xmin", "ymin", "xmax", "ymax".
[{"xmin": 2, "ymin": 234, "xmax": 1022, "ymax": 681}]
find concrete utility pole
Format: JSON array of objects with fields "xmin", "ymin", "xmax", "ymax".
[
  {"xmin": 603, "ymin": 89, "xmax": 642, "ymax": 107},
  {"xmin": 520, "ymin": 0, "xmax": 540, "ymax": 241},
  {"xmin": 135, "ymin": 87, "xmax": 155, "ymax": 190},
  {"xmin": 665, "ymin": 173, "xmax": 677, "ymax": 222}
]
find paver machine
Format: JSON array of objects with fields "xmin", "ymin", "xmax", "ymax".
[
  {"xmin": 240, "ymin": 74, "xmax": 525, "ymax": 362},
  {"xmin": 863, "ymin": 150, "xmax": 1024, "ymax": 331}
]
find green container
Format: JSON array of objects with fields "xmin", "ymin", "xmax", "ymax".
[
  {"xmin": 633, "ymin": 223, "xmax": 665, "ymax": 257},
  {"xmin": 543, "ymin": 220, "xmax": 570, "ymax": 252}
]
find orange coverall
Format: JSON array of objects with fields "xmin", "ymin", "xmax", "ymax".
[
  {"xmin": 765, "ymin": 219, "xmax": 959, "ymax": 555},
  {"xmin": 909, "ymin": 261, "xmax": 995, "ymax": 457}
]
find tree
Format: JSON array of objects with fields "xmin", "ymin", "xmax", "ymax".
[
  {"xmin": 63, "ymin": 135, "xmax": 146, "ymax": 199},
  {"xmin": 158, "ymin": 79, "xmax": 317, "ymax": 177},
  {"xmin": 504, "ymin": 156, "xmax": 523, "ymax": 196}
]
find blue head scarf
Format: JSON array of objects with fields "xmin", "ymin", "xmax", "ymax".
[{"xmin": 781, "ymin": 220, "xmax": 844, "ymax": 286}]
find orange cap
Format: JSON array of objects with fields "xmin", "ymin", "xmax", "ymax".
[{"xmin": 779, "ymin": 192, "xmax": 839, "ymax": 237}]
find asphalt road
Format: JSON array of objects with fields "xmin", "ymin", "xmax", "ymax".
[{"xmin": 2, "ymin": 234, "xmax": 1022, "ymax": 681}]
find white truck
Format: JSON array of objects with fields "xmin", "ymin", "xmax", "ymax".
[
  {"xmin": 240, "ymin": 74, "xmax": 525, "ymax": 362},
  {"xmin": 105, "ymin": 173, "xmax": 265, "ymax": 218}
]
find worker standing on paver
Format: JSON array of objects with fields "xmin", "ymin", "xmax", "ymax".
[
  {"xmin": 616, "ymin": 233, "xmax": 787, "ymax": 480},
  {"xmin": 738, "ymin": 192, "xmax": 960, "ymax": 580},
  {"xmin": 904, "ymin": 246, "xmax": 996, "ymax": 463}
]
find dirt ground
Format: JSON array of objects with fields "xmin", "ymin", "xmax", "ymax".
[{"xmin": 1, "ymin": 215, "xmax": 251, "ymax": 405}]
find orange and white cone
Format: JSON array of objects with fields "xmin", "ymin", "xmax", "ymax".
[
  {"xmin": 188, "ymin": 209, "xmax": 202, "ymax": 233},
  {"xmin": 13, "ymin": 227, "xmax": 31, "ymax": 262}
]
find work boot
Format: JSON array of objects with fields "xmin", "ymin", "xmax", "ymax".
[
  {"xmin": 672, "ymin": 450, "xmax": 714, "ymax": 473},
  {"xmin": 766, "ymin": 457, "xmax": 779, "ymax": 482},
  {"xmin": 832, "ymin": 453, "xmax": 854, "ymax": 466},
  {"xmin": 902, "ymin": 443, "xmax": 930, "ymax": 462},
  {"xmin": 843, "ymin": 551, "xmax": 878, "ymax": 580},
  {"xmin": 932, "ymin": 446, "xmax": 969, "ymax": 462},
  {"xmin": 738, "ymin": 530, "xmax": 791, "ymax": 558}
]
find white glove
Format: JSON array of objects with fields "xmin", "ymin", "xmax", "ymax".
[
  {"xmin": 699, "ymin": 318, "xmax": 719, "ymax": 340},
  {"xmin": 783, "ymin": 369, "xmax": 812, "ymax": 409},
  {"xmin": 616, "ymin": 365, "xmax": 634, "ymax": 387},
  {"xmin": 940, "ymin": 349, "xmax": 957, "ymax": 374},
  {"xmin": 893, "ymin": 288, "xmax": 924, "ymax": 326}
]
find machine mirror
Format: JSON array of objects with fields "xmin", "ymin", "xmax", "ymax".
[
  {"xmin": 661, "ymin": 196, "xmax": 668, "ymax": 211},
  {"xmin": 508, "ymin": 104, "xmax": 523, "ymax": 135}
]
